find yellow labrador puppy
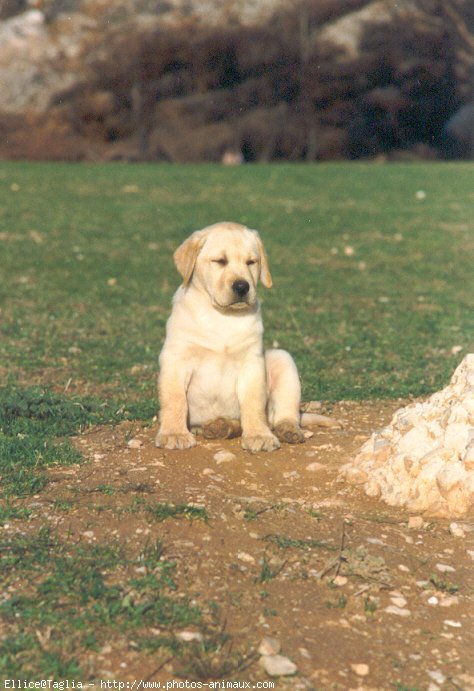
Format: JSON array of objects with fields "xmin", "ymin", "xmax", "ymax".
[{"xmin": 156, "ymin": 221, "xmax": 305, "ymax": 453}]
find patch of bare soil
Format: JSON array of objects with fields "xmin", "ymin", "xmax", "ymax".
[{"xmin": 39, "ymin": 400, "xmax": 473, "ymax": 688}]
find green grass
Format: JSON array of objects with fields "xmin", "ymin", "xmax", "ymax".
[
  {"xmin": 0, "ymin": 528, "xmax": 200, "ymax": 679},
  {"xmin": 0, "ymin": 385, "xmax": 155, "ymax": 500},
  {"xmin": 142, "ymin": 502, "xmax": 209, "ymax": 523},
  {"xmin": 1, "ymin": 162, "xmax": 472, "ymax": 402}
]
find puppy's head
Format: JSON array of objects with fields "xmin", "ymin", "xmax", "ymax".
[{"xmin": 174, "ymin": 221, "xmax": 272, "ymax": 311}]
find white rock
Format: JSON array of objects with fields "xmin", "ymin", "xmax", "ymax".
[
  {"xmin": 390, "ymin": 596, "xmax": 407, "ymax": 608},
  {"xmin": 176, "ymin": 631, "xmax": 203, "ymax": 642},
  {"xmin": 127, "ymin": 438, "xmax": 143, "ymax": 449},
  {"xmin": 333, "ymin": 575, "xmax": 348, "ymax": 587},
  {"xmin": 351, "ymin": 663, "xmax": 369, "ymax": 676},
  {"xmin": 436, "ymin": 563, "xmax": 455, "ymax": 573},
  {"xmin": 260, "ymin": 654, "xmax": 297, "ymax": 676},
  {"xmin": 443, "ymin": 620, "xmax": 462, "ymax": 628},
  {"xmin": 427, "ymin": 596, "xmax": 439, "ymax": 605},
  {"xmin": 384, "ymin": 605, "xmax": 411, "ymax": 617},
  {"xmin": 213, "ymin": 450, "xmax": 236, "ymax": 463},
  {"xmin": 258, "ymin": 637, "xmax": 281, "ymax": 656},
  {"xmin": 237, "ymin": 551, "xmax": 255, "ymax": 563},
  {"xmin": 340, "ymin": 355, "xmax": 474, "ymax": 517},
  {"xmin": 428, "ymin": 670, "xmax": 446, "ymax": 685},
  {"xmin": 449, "ymin": 522, "xmax": 465, "ymax": 538}
]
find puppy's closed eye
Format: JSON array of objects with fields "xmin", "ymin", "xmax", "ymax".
[{"xmin": 212, "ymin": 258, "xmax": 228, "ymax": 266}]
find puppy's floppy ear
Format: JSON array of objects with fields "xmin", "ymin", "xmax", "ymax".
[
  {"xmin": 173, "ymin": 229, "xmax": 207, "ymax": 286},
  {"xmin": 253, "ymin": 231, "xmax": 273, "ymax": 288}
]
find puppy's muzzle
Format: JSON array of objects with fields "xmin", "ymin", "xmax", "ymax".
[{"xmin": 232, "ymin": 280, "xmax": 250, "ymax": 299}]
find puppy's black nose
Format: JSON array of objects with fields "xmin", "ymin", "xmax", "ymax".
[{"xmin": 232, "ymin": 279, "xmax": 250, "ymax": 298}]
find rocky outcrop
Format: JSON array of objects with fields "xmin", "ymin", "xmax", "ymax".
[
  {"xmin": 0, "ymin": 0, "xmax": 472, "ymax": 161},
  {"xmin": 340, "ymin": 355, "xmax": 474, "ymax": 518}
]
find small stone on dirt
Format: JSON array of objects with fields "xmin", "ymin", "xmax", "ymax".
[
  {"xmin": 384, "ymin": 605, "xmax": 411, "ymax": 617},
  {"xmin": 213, "ymin": 450, "xmax": 236, "ymax": 463},
  {"xmin": 258, "ymin": 636, "xmax": 281, "ymax": 656},
  {"xmin": 351, "ymin": 663, "xmax": 369, "ymax": 676},
  {"xmin": 436, "ymin": 563, "xmax": 455, "ymax": 573},
  {"xmin": 428, "ymin": 670, "xmax": 446, "ymax": 685},
  {"xmin": 333, "ymin": 575, "xmax": 348, "ymax": 587},
  {"xmin": 237, "ymin": 551, "xmax": 255, "ymax": 563},
  {"xmin": 260, "ymin": 654, "xmax": 297, "ymax": 676},
  {"xmin": 449, "ymin": 522, "xmax": 465, "ymax": 538},
  {"xmin": 176, "ymin": 631, "xmax": 203, "ymax": 642},
  {"xmin": 127, "ymin": 438, "xmax": 143, "ymax": 449}
]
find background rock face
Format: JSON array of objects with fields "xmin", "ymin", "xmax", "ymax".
[
  {"xmin": 0, "ymin": 0, "xmax": 472, "ymax": 161},
  {"xmin": 340, "ymin": 354, "xmax": 474, "ymax": 518}
]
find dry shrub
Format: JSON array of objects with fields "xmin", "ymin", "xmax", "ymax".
[{"xmin": 5, "ymin": 0, "xmax": 471, "ymax": 161}]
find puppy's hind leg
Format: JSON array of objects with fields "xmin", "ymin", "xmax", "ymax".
[{"xmin": 265, "ymin": 349, "xmax": 305, "ymax": 444}]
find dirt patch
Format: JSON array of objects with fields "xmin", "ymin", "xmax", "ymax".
[{"xmin": 25, "ymin": 400, "xmax": 473, "ymax": 688}]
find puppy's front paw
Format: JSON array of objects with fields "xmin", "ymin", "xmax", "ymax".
[
  {"xmin": 242, "ymin": 432, "xmax": 281, "ymax": 453},
  {"xmin": 155, "ymin": 431, "xmax": 196, "ymax": 450}
]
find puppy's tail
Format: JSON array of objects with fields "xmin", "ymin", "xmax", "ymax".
[{"xmin": 301, "ymin": 412, "xmax": 343, "ymax": 429}]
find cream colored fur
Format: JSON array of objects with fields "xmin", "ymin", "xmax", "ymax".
[{"xmin": 156, "ymin": 222, "xmax": 304, "ymax": 452}]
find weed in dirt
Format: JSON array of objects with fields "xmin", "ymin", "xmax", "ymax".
[
  {"xmin": 52, "ymin": 498, "xmax": 74, "ymax": 512},
  {"xmin": 428, "ymin": 573, "xmax": 460, "ymax": 594},
  {"xmin": 364, "ymin": 596, "xmax": 379, "ymax": 614},
  {"xmin": 0, "ymin": 529, "xmax": 201, "ymax": 679},
  {"xmin": 255, "ymin": 552, "xmax": 287, "ymax": 584},
  {"xmin": 262, "ymin": 533, "xmax": 336, "ymax": 551},
  {"xmin": 308, "ymin": 509, "xmax": 325, "ymax": 521},
  {"xmin": 325, "ymin": 595, "xmax": 348, "ymax": 609},
  {"xmin": 243, "ymin": 503, "xmax": 279, "ymax": 521},
  {"xmin": 173, "ymin": 607, "xmax": 258, "ymax": 680},
  {"xmin": 95, "ymin": 483, "xmax": 115, "ymax": 495},
  {"xmin": 141, "ymin": 501, "xmax": 209, "ymax": 523},
  {"xmin": 0, "ymin": 503, "xmax": 31, "ymax": 525}
]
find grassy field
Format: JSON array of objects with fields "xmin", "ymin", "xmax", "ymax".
[
  {"xmin": 0, "ymin": 161, "xmax": 472, "ymax": 680},
  {"xmin": 1, "ymin": 161, "xmax": 472, "ymax": 402}
]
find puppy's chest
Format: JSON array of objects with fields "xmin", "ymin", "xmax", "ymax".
[{"xmin": 186, "ymin": 349, "xmax": 242, "ymax": 423}]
